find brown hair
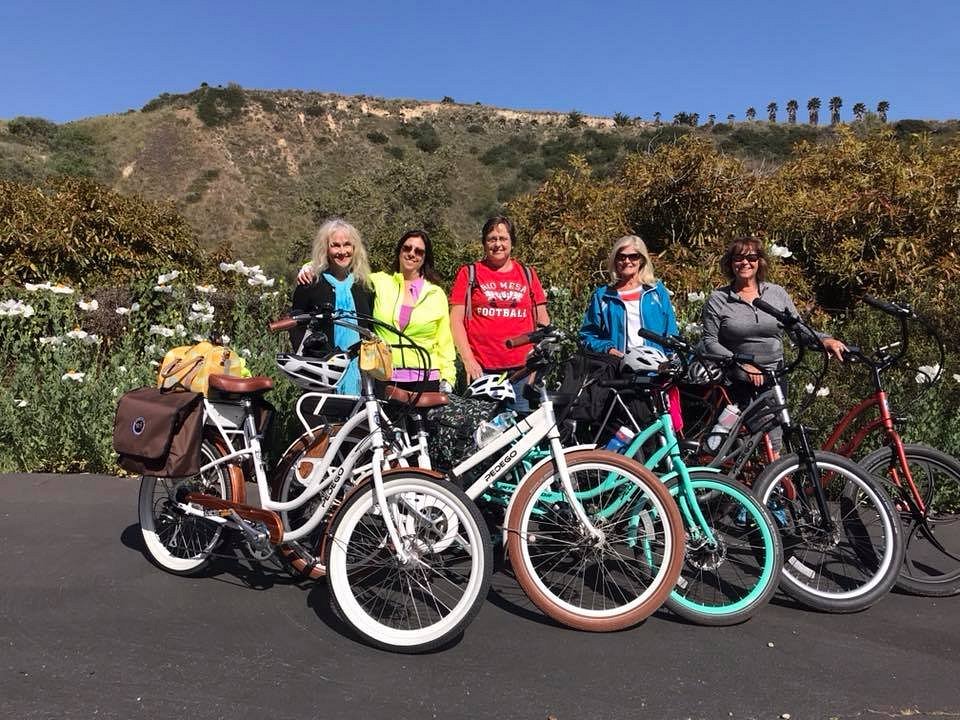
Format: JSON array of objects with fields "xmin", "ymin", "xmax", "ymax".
[
  {"xmin": 481, "ymin": 215, "xmax": 516, "ymax": 245},
  {"xmin": 391, "ymin": 229, "xmax": 442, "ymax": 284},
  {"xmin": 720, "ymin": 237, "xmax": 768, "ymax": 283}
]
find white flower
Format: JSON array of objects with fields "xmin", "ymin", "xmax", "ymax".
[
  {"xmin": 916, "ymin": 364, "xmax": 941, "ymax": 384},
  {"xmin": 247, "ymin": 272, "xmax": 275, "ymax": 287},
  {"xmin": 50, "ymin": 284, "xmax": 74, "ymax": 295},
  {"xmin": 219, "ymin": 260, "xmax": 247, "ymax": 274},
  {"xmin": 149, "ymin": 324, "xmax": 176, "ymax": 338},
  {"xmin": 115, "ymin": 302, "xmax": 141, "ymax": 315},
  {"xmin": 62, "ymin": 370, "xmax": 85, "ymax": 382},
  {"xmin": 686, "ymin": 291, "xmax": 706, "ymax": 302},
  {"xmin": 112, "ymin": 387, "xmax": 119, "ymax": 396},
  {"xmin": 39, "ymin": 335, "xmax": 64, "ymax": 346},
  {"xmin": 805, "ymin": 383, "xmax": 815, "ymax": 394},
  {"xmin": 66, "ymin": 328, "xmax": 89, "ymax": 340},
  {"xmin": 220, "ymin": 334, "xmax": 231, "ymax": 345},
  {"xmin": 0, "ymin": 299, "xmax": 36, "ymax": 317},
  {"xmin": 118, "ymin": 366, "xmax": 127, "ymax": 373},
  {"xmin": 131, "ymin": 302, "xmax": 140, "ymax": 312},
  {"xmin": 769, "ymin": 244, "xmax": 793, "ymax": 259},
  {"xmin": 174, "ymin": 323, "xmax": 187, "ymax": 337},
  {"xmin": 191, "ymin": 301, "xmax": 214, "ymax": 313},
  {"xmin": 195, "ymin": 284, "xmax": 217, "ymax": 294},
  {"xmin": 157, "ymin": 270, "xmax": 181, "ymax": 284},
  {"xmin": 816, "ymin": 386, "xmax": 830, "ymax": 397},
  {"xmin": 188, "ymin": 311, "xmax": 214, "ymax": 324},
  {"xmin": 149, "ymin": 360, "xmax": 160, "ymax": 368},
  {"xmin": 14, "ymin": 399, "xmax": 28, "ymax": 408},
  {"xmin": 82, "ymin": 334, "xmax": 100, "ymax": 345},
  {"xmin": 191, "ymin": 334, "xmax": 208, "ymax": 343},
  {"xmin": 684, "ymin": 322, "xmax": 703, "ymax": 336},
  {"xmin": 143, "ymin": 343, "xmax": 160, "ymax": 355},
  {"xmin": 241, "ymin": 348, "xmax": 251, "ymax": 358},
  {"xmin": 953, "ymin": 374, "xmax": 960, "ymax": 383},
  {"xmin": 78, "ymin": 299, "xmax": 99, "ymax": 311},
  {"xmin": 260, "ymin": 291, "xmax": 279, "ymax": 300},
  {"xmin": 24, "ymin": 282, "xmax": 52, "ymax": 292},
  {"xmin": 153, "ymin": 285, "xmax": 173, "ymax": 294}
]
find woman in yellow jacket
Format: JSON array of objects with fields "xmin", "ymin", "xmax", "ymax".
[{"xmin": 368, "ymin": 229, "xmax": 456, "ymax": 393}]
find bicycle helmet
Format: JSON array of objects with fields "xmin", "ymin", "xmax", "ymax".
[
  {"xmin": 465, "ymin": 373, "xmax": 516, "ymax": 403},
  {"xmin": 620, "ymin": 346, "xmax": 668, "ymax": 375},
  {"xmin": 276, "ymin": 352, "xmax": 350, "ymax": 391},
  {"xmin": 685, "ymin": 358, "xmax": 723, "ymax": 385}
]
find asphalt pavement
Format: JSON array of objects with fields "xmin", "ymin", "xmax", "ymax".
[{"xmin": 1, "ymin": 473, "xmax": 957, "ymax": 720}]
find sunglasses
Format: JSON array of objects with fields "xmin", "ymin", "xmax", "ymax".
[
  {"xmin": 400, "ymin": 244, "xmax": 426, "ymax": 258},
  {"xmin": 732, "ymin": 253, "xmax": 761, "ymax": 263},
  {"xmin": 615, "ymin": 252, "xmax": 644, "ymax": 263}
]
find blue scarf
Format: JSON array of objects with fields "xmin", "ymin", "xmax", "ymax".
[{"xmin": 323, "ymin": 272, "xmax": 361, "ymax": 395}]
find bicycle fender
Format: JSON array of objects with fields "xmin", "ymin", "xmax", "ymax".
[
  {"xmin": 657, "ymin": 464, "xmax": 724, "ymax": 484},
  {"xmin": 500, "ymin": 444, "xmax": 595, "ymax": 546}
]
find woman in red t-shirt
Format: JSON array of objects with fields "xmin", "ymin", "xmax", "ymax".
[{"xmin": 449, "ymin": 216, "xmax": 550, "ymax": 410}]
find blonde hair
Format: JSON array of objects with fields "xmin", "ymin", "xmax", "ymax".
[
  {"xmin": 606, "ymin": 235, "xmax": 656, "ymax": 285},
  {"xmin": 311, "ymin": 218, "xmax": 371, "ymax": 285}
]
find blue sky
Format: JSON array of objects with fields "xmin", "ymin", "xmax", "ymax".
[{"xmin": 2, "ymin": 0, "xmax": 958, "ymax": 123}]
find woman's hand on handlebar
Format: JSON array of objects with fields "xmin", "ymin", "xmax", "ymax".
[
  {"xmin": 741, "ymin": 362, "xmax": 766, "ymax": 387},
  {"xmin": 607, "ymin": 348, "xmax": 624, "ymax": 358},
  {"xmin": 297, "ymin": 263, "xmax": 315, "ymax": 285},
  {"xmin": 822, "ymin": 337, "xmax": 848, "ymax": 362}
]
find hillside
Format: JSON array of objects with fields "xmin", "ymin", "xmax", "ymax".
[{"xmin": 2, "ymin": 84, "xmax": 958, "ymax": 277}]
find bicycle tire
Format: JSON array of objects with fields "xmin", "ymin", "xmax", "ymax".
[
  {"xmin": 753, "ymin": 451, "xmax": 903, "ymax": 612},
  {"xmin": 859, "ymin": 443, "xmax": 960, "ymax": 597},
  {"xmin": 324, "ymin": 472, "xmax": 492, "ymax": 653},
  {"xmin": 138, "ymin": 440, "xmax": 232, "ymax": 577},
  {"xmin": 505, "ymin": 449, "xmax": 684, "ymax": 631},
  {"xmin": 663, "ymin": 471, "xmax": 783, "ymax": 626}
]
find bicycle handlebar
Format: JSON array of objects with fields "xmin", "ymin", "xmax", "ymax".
[
  {"xmin": 863, "ymin": 294, "xmax": 912, "ymax": 318},
  {"xmin": 268, "ymin": 317, "xmax": 300, "ymax": 333},
  {"xmin": 505, "ymin": 325, "xmax": 556, "ymax": 349},
  {"xmin": 752, "ymin": 297, "xmax": 799, "ymax": 326}
]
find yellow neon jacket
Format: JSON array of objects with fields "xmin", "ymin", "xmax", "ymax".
[{"xmin": 368, "ymin": 272, "xmax": 456, "ymax": 385}]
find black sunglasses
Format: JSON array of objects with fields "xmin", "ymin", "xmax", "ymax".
[
  {"xmin": 615, "ymin": 252, "xmax": 644, "ymax": 263},
  {"xmin": 400, "ymin": 244, "xmax": 426, "ymax": 258},
  {"xmin": 732, "ymin": 253, "xmax": 761, "ymax": 263}
]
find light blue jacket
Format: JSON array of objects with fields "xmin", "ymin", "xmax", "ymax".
[{"xmin": 579, "ymin": 282, "xmax": 679, "ymax": 354}]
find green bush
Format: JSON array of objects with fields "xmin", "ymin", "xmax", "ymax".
[
  {"xmin": 7, "ymin": 116, "xmax": 58, "ymax": 142},
  {"xmin": 195, "ymin": 83, "xmax": 247, "ymax": 127},
  {"xmin": 366, "ymin": 131, "xmax": 389, "ymax": 145}
]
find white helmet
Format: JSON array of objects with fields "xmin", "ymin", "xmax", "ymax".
[
  {"xmin": 685, "ymin": 358, "xmax": 723, "ymax": 385},
  {"xmin": 620, "ymin": 346, "xmax": 668, "ymax": 375},
  {"xmin": 465, "ymin": 373, "xmax": 516, "ymax": 403},
  {"xmin": 276, "ymin": 352, "xmax": 351, "ymax": 391}
]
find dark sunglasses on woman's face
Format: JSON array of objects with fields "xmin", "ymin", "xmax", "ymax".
[
  {"xmin": 401, "ymin": 244, "xmax": 426, "ymax": 258},
  {"xmin": 615, "ymin": 252, "xmax": 644, "ymax": 263},
  {"xmin": 732, "ymin": 253, "xmax": 761, "ymax": 263}
]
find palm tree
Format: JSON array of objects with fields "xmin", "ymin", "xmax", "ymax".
[
  {"xmin": 829, "ymin": 96, "xmax": 843, "ymax": 125},
  {"xmin": 690, "ymin": 112, "xmax": 700, "ymax": 127},
  {"xmin": 653, "ymin": 111, "xmax": 662, "ymax": 126},
  {"xmin": 745, "ymin": 107, "xmax": 757, "ymax": 121},
  {"xmin": 767, "ymin": 102, "xmax": 778, "ymax": 122},
  {"xmin": 706, "ymin": 113, "xmax": 716, "ymax": 127},
  {"xmin": 877, "ymin": 100, "xmax": 890, "ymax": 122},
  {"xmin": 727, "ymin": 113, "xmax": 736, "ymax": 124},
  {"xmin": 852, "ymin": 102, "xmax": 867, "ymax": 121},
  {"xmin": 808, "ymin": 97, "xmax": 821, "ymax": 125},
  {"xmin": 786, "ymin": 99, "xmax": 798, "ymax": 124},
  {"xmin": 613, "ymin": 112, "xmax": 632, "ymax": 127}
]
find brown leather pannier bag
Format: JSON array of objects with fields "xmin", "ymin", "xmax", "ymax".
[{"xmin": 113, "ymin": 387, "xmax": 204, "ymax": 477}]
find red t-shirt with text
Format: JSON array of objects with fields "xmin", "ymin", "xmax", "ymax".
[{"xmin": 450, "ymin": 261, "xmax": 547, "ymax": 369}]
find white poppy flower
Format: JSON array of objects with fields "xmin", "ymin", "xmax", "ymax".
[
  {"xmin": 769, "ymin": 244, "xmax": 793, "ymax": 259},
  {"xmin": 39, "ymin": 335, "xmax": 64, "ymax": 346},
  {"xmin": 195, "ymin": 284, "xmax": 217, "ymax": 294},
  {"xmin": 241, "ymin": 348, "xmax": 251, "ymax": 358},
  {"xmin": 219, "ymin": 260, "xmax": 246, "ymax": 274},
  {"xmin": 25, "ymin": 282, "xmax": 52, "ymax": 292},
  {"xmin": 14, "ymin": 399, "xmax": 28, "ymax": 408},
  {"xmin": 916, "ymin": 364, "xmax": 941, "ymax": 384},
  {"xmin": 118, "ymin": 366, "xmax": 127, "ymax": 373},
  {"xmin": 805, "ymin": 383, "xmax": 815, "ymax": 394},
  {"xmin": 191, "ymin": 334, "xmax": 207, "ymax": 343},
  {"xmin": 686, "ymin": 291, "xmax": 706, "ymax": 302},
  {"xmin": 191, "ymin": 301, "xmax": 214, "ymax": 313},
  {"xmin": 153, "ymin": 285, "xmax": 173, "ymax": 294},
  {"xmin": 82, "ymin": 334, "xmax": 100, "ymax": 345},
  {"xmin": 62, "ymin": 370, "xmax": 85, "ymax": 382},
  {"xmin": 149, "ymin": 325, "xmax": 176, "ymax": 338},
  {"xmin": 220, "ymin": 334, "xmax": 231, "ymax": 345},
  {"xmin": 157, "ymin": 270, "xmax": 181, "ymax": 285},
  {"xmin": 0, "ymin": 299, "xmax": 36, "ymax": 317},
  {"xmin": 143, "ymin": 343, "xmax": 159, "ymax": 355},
  {"xmin": 188, "ymin": 312, "xmax": 214, "ymax": 324},
  {"xmin": 115, "ymin": 306, "xmax": 131, "ymax": 315},
  {"xmin": 78, "ymin": 299, "xmax": 99, "ymax": 311},
  {"xmin": 149, "ymin": 360, "xmax": 160, "ymax": 367},
  {"xmin": 260, "ymin": 291, "xmax": 279, "ymax": 300},
  {"xmin": 130, "ymin": 302, "xmax": 140, "ymax": 312},
  {"xmin": 684, "ymin": 322, "xmax": 703, "ymax": 336},
  {"xmin": 247, "ymin": 272, "xmax": 275, "ymax": 287},
  {"xmin": 953, "ymin": 374, "xmax": 960, "ymax": 383},
  {"xmin": 50, "ymin": 285, "xmax": 74, "ymax": 295},
  {"xmin": 66, "ymin": 329, "xmax": 89, "ymax": 340},
  {"xmin": 816, "ymin": 386, "xmax": 830, "ymax": 397}
]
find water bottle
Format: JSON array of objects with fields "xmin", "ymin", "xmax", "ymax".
[
  {"xmin": 704, "ymin": 404, "xmax": 741, "ymax": 452},
  {"xmin": 474, "ymin": 411, "xmax": 516, "ymax": 448},
  {"xmin": 604, "ymin": 425, "xmax": 636, "ymax": 453}
]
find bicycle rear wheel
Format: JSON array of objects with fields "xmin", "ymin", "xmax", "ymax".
[
  {"xmin": 859, "ymin": 443, "xmax": 960, "ymax": 597},
  {"xmin": 663, "ymin": 471, "xmax": 782, "ymax": 626},
  {"xmin": 506, "ymin": 449, "xmax": 684, "ymax": 631},
  {"xmin": 325, "ymin": 472, "xmax": 492, "ymax": 653},
  {"xmin": 753, "ymin": 451, "xmax": 903, "ymax": 612},
  {"xmin": 138, "ymin": 440, "xmax": 232, "ymax": 576}
]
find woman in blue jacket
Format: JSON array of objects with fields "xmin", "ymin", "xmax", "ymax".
[{"xmin": 579, "ymin": 235, "xmax": 678, "ymax": 356}]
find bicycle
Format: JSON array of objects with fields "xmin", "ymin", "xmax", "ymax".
[
  {"xmin": 585, "ymin": 329, "xmax": 783, "ymax": 626},
  {"xmin": 138, "ymin": 309, "xmax": 492, "ymax": 653},
  {"xmin": 821, "ymin": 295, "xmax": 960, "ymax": 597},
  {"xmin": 446, "ymin": 326, "xmax": 687, "ymax": 631}
]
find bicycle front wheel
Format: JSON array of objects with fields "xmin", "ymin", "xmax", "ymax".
[
  {"xmin": 325, "ymin": 472, "xmax": 492, "ymax": 653},
  {"xmin": 663, "ymin": 472, "xmax": 783, "ymax": 626},
  {"xmin": 753, "ymin": 451, "xmax": 903, "ymax": 612},
  {"xmin": 506, "ymin": 449, "xmax": 684, "ymax": 631},
  {"xmin": 859, "ymin": 443, "xmax": 960, "ymax": 597}
]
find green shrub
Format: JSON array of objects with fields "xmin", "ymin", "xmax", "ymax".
[
  {"xmin": 303, "ymin": 104, "xmax": 326, "ymax": 117},
  {"xmin": 467, "ymin": 124, "xmax": 485, "ymax": 134},
  {"xmin": 7, "ymin": 116, "xmax": 58, "ymax": 142},
  {"xmin": 195, "ymin": 83, "xmax": 247, "ymax": 127},
  {"xmin": 366, "ymin": 131, "xmax": 389, "ymax": 144},
  {"xmin": 385, "ymin": 146, "xmax": 405, "ymax": 160}
]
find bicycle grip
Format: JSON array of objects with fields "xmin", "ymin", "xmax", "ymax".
[
  {"xmin": 268, "ymin": 317, "xmax": 298, "ymax": 333},
  {"xmin": 638, "ymin": 328, "xmax": 687, "ymax": 352},
  {"xmin": 505, "ymin": 333, "xmax": 531, "ymax": 349},
  {"xmin": 752, "ymin": 297, "xmax": 797, "ymax": 325},
  {"xmin": 863, "ymin": 294, "xmax": 909, "ymax": 317}
]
